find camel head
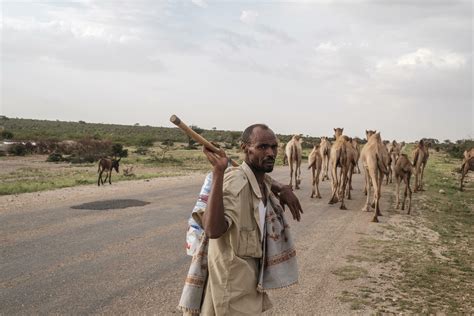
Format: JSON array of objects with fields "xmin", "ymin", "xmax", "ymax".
[
  {"xmin": 365, "ymin": 130, "xmax": 376, "ymax": 140},
  {"xmin": 314, "ymin": 144, "xmax": 320, "ymax": 150},
  {"xmin": 333, "ymin": 128, "xmax": 344, "ymax": 139},
  {"xmin": 293, "ymin": 135, "xmax": 301, "ymax": 141}
]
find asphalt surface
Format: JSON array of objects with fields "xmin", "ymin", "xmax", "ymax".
[{"xmin": 1, "ymin": 166, "xmax": 382, "ymax": 314}]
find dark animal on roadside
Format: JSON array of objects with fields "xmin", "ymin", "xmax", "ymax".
[{"xmin": 98, "ymin": 157, "xmax": 121, "ymax": 186}]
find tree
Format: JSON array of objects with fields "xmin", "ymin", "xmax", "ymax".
[
  {"xmin": 1, "ymin": 130, "xmax": 14, "ymax": 139},
  {"xmin": 111, "ymin": 143, "xmax": 128, "ymax": 157},
  {"xmin": 187, "ymin": 125, "xmax": 204, "ymax": 149}
]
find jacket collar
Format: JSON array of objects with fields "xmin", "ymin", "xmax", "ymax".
[{"xmin": 241, "ymin": 161, "xmax": 272, "ymax": 199}]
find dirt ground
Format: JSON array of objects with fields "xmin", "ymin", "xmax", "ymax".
[{"xmin": 1, "ymin": 155, "xmax": 472, "ymax": 314}]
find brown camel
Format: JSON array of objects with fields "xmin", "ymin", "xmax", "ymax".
[
  {"xmin": 308, "ymin": 144, "xmax": 323, "ymax": 198},
  {"xmin": 388, "ymin": 140, "xmax": 405, "ymax": 184},
  {"xmin": 285, "ymin": 135, "xmax": 303, "ymax": 189},
  {"xmin": 328, "ymin": 128, "xmax": 356, "ymax": 209},
  {"xmin": 412, "ymin": 139, "xmax": 430, "ymax": 192},
  {"xmin": 319, "ymin": 137, "xmax": 332, "ymax": 181},
  {"xmin": 363, "ymin": 130, "xmax": 377, "ymax": 196},
  {"xmin": 351, "ymin": 138, "xmax": 361, "ymax": 174},
  {"xmin": 279, "ymin": 141, "xmax": 288, "ymax": 165},
  {"xmin": 360, "ymin": 132, "xmax": 389, "ymax": 222},
  {"xmin": 394, "ymin": 154, "xmax": 414, "ymax": 214},
  {"xmin": 460, "ymin": 148, "xmax": 474, "ymax": 191}
]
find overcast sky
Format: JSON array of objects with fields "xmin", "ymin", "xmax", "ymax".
[{"xmin": 1, "ymin": 0, "xmax": 472, "ymax": 142}]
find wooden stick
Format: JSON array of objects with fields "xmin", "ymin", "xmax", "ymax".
[{"xmin": 170, "ymin": 114, "xmax": 239, "ymax": 167}]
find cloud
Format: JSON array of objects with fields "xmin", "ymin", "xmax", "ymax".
[
  {"xmin": 240, "ymin": 10, "xmax": 259, "ymax": 25},
  {"xmin": 315, "ymin": 41, "xmax": 340, "ymax": 53},
  {"xmin": 191, "ymin": 0, "xmax": 208, "ymax": 8},
  {"xmin": 396, "ymin": 48, "xmax": 466, "ymax": 69}
]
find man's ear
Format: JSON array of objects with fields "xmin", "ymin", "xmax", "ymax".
[{"xmin": 241, "ymin": 143, "xmax": 248, "ymax": 154}]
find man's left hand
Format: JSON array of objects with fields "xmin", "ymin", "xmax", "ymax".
[{"xmin": 277, "ymin": 185, "xmax": 303, "ymax": 221}]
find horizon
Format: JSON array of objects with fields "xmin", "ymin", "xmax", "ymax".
[
  {"xmin": 1, "ymin": 1, "xmax": 472, "ymax": 142},
  {"xmin": 1, "ymin": 115, "xmax": 469, "ymax": 143}
]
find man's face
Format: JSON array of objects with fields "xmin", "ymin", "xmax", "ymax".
[{"xmin": 243, "ymin": 127, "xmax": 278, "ymax": 173}]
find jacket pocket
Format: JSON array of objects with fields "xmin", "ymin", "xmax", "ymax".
[{"xmin": 237, "ymin": 228, "xmax": 261, "ymax": 258}]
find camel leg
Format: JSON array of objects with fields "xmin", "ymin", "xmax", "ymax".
[
  {"xmin": 401, "ymin": 176, "xmax": 407, "ymax": 211},
  {"xmin": 414, "ymin": 165, "xmax": 419, "ymax": 193},
  {"xmin": 339, "ymin": 168, "xmax": 348, "ymax": 210},
  {"xmin": 289, "ymin": 161, "xmax": 294, "ymax": 189},
  {"xmin": 329, "ymin": 163, "xmax": 338, "ymax": 204},
  {"xmin": 420, "ymin": 164, "xmax": 426, "ymax": 191},
  {"xmin": 310, "ymin": 166, "xmax": 315, "ymax": 198},
  {"xmin": 296, "ymin": 161, "xmax": 301, "ymax": 189},
  {"xmin": 362, "ymin": 167, "xmax": 371, "ymax": 212},
  {"xmin": 376, "ymin": 172, "xmax": 384, "ymax": 216},
  {"xmin": 316, "ymin": 168, "xmax": 322, "ymax": 198},
  {"xmin": 368, "ymin": 168, "xmax": 379, "ymax": 222},
  {"xmin": 407, "ymin": 175, "xmax": 412, "ymax": 214},
  {"xmin": 396, "ymin": 176, "xmax": 400, "ymax": 209},
  {"xmin": 347, "ymin": 164, "xmax": 354, "ymax": 199}
]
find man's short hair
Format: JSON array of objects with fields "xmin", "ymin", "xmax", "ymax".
[{"xmin": 241, "ymin": 124, "xmax": 270, "ymax": 145}]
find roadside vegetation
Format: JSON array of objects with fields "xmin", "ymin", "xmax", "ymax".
[{"xmin": 335, "ymin": 148, "xmax": 473, "ymax": 314}]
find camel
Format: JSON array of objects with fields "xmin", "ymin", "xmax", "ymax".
[
  {"xmin": 360, "ymin": 132, "xmax": 390, "ymax": 222},
  {"xmin": 319, "ymin": 137, "xmax": 332, "ymax": 181},
  {"xmin": 383, "ymin": 141, "xmax": 394, "ymax": 185},
  {"xmin": 279, "ymin": 142, "xmax": 288, "ymax": 165},
  {"xmin": 388, "ymin": 140, "xmax": 406, "ymax": 184},
  {"xmin": 394, "ymin": 154, "xmax": 414, "ymax": 214},
  {"xmin": 285, "ymin": 135, "xmax": 303, "ymax": 189},
  {"xmin": 351, "ymin": 138, "xmax": 361, "ymax": 174},
  {"xmin": 460, "ymin": 148, "xmax": 474, "ymax": 191},
  {"xmin": 363, "ymin": 130, "xmax": 377, "ymax": 196},
  {"xmin": 308, "ymin": 144, "xmax": 323, "ymax": 198},
  {"xmin": 412, "ymin": 140, "xmax": 430, "ymax": 192},
  {"xmin": 328, "ymin": 128, "xmax": 356, "ymax": 209}
]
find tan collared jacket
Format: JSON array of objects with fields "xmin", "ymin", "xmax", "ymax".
[{"xmin": 195, "ymin": 161, "xmax": 273, "ymax": 315}]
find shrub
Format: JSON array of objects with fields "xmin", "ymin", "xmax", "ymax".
[
  {"xmin": 47, "ymin": 152, "xmax": 64, "ymax": 162},
  {"xmin": 1, "ymin": 130, "xmax": 14, "ymax": 139},
  {"xmin": 134, "ymin": 147, "xmax": 150, "ymax": 155},
  {"xmin": 8, "ymin": 143, "xmax": 27, "ymax": 156}
]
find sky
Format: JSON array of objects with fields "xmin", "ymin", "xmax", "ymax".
[{"xmin": 0, "ymin": 0, "xmax": 472, "ymax": 142}]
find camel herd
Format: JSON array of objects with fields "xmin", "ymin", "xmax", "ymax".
[{"xmin": 283, "ymin": 128, "xmax": 473, "ymax": 223}]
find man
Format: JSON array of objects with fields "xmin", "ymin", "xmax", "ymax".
[{"xmin": 198, "ymin": 124, "xmax": 302, "ymax": 315}]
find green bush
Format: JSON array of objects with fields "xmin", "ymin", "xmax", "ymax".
[
  {"xmin": 8, "ymin": 143, "xmax": 27, "ymax": 156},
  {"xmin": 1, "ymin": 130, "xmax": 14, "ymax": 139},
  {"xmin": 47, "ymin": 152, "xmax": 64, "ymax": 162}
]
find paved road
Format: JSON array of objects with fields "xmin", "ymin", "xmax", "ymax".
[{"xmin": 1, "ymin": 166, "xmax": 385, "ymax": 314}]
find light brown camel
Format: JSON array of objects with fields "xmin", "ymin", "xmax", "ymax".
[
  {"xmin": 308, "ymin": 144, "xmax": 323, "ymax": 198},
  {"xmin": 285, "ymin": 135, "xmax": 303, "ymax": 189},
  {"xmin": 328, "ymin": 128, "xmax": 356, "ymax": 209},
  {"xmin": 412, "ymin": 139, "xmax": 430, "ymax": 192},
  {"xmin": 383, "ymin": 140, "xmax": 393, "ymax": 185},
  {"xmin": 360, "ymin": 132, "xmax": 390, "ymax": 222},
  {"xmin": 319, "ymin": 137, "xmax": 332, "ymax": 181},
  {"xmin": 344, "ymin": 136, "xmax": 358, "ymax": 199},
  {"xmin": 394, "ymin": 154, "xmax": 413, "ymax": 214},
  {"xmin": 351, "ymin": 138, "xmax": 361, "ymax": 174},
  {"xmin": 460, "ymin": 148, "xmax": 474, "ymax": 191},
  {"xmin": 279, "ymin": 141, "xmax": 288, "ymax": 165},
  {"xmin": 363, "ymin": 130, "xmax": 377, "ymax": 196},
  {"xmin": 388, "ymin": 140, "xmax": 406, "ymax": 184}
]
